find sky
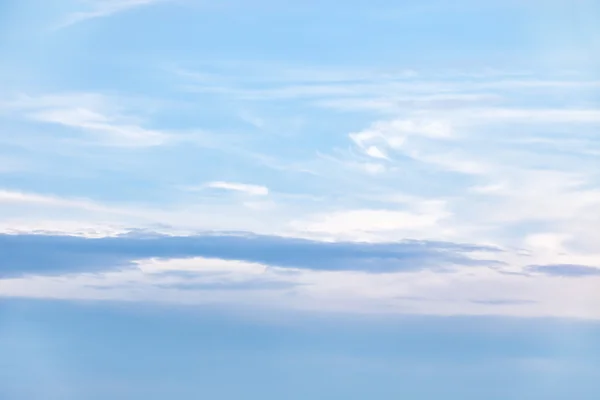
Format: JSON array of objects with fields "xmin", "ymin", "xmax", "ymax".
[{"xmin": 1, "ymin": 0, "xmax": 600, "ymax": 399}]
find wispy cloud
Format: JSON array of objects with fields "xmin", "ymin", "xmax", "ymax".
[
  {"xmin": 57, "ymin": 0, "xmax": 168, "ymax": 28},
  {"xmin": 350, "ymin": 119, "xmax": 454, "ymax": 151},
  {"xmin": 30, "ymin": 107, "xmax": 167, "ymax": 147},
  {"xmin": 6, "ymin": 93, "xmax": 168, "ymax": 147},
  {"xmin": 0, "ymin": 189, "xmax": 117, "ymax": 212},
  {"xmin": 176, "ymin": 64, "xmax": 600, "ymax": 113},
  {"xmin": 204, "ymin": 181, "xmax": 269, "ymax": 196}
]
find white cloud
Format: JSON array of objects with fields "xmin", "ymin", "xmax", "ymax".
[
  {"xmin": 408, "ymin": 150, "xmax": 491, "ymax": 175},
  {"xmin": 138, "ymin": 257, "xmax": 268, "ymax": 275},
  {"xmin": 0, "ymin": 220, "xmax": 131, "ymax": 238},
  {"xmin": 458, "ymin": 108, "xmax": 600, "ymax": 124},
  {"xmin": 466, "ymin": 170, "xmax": 600, "ymax": 224},
  {"xmin": 30, "ymin": 107, "xmax": 167, "ymax": 147},
  {"xmin": 0, "ymin": 189, "xmax": 115, "ymax": 212},
  {"xmin": 347, "ymin": 117, "xmax": 493, "ymax": 175},
  {"xmin": 361, "ymin": 162, "xmax": 386, "ymax": 174},
  {"xmin": 523, "ymin": 233, "xmax": 569, "ymax": 256},
  {"xmin": 7, "ymin": 92, "xmax": 168, "ymax": 147},
  {"xmin": 468, "ymin": 183, "xmax": 506, "ymax": 194},
  {"xmin": 291, "ymin": 206, "xmax": 450, "ymax": 241},
  {"xmin": 58, "ymin": 0, "xmax": 168, "ymax": 28},
  {"xmin": 205, "ymin": 181, "xmax": 269, "ymax": 196},
  {"xmin": 349, "ymin": 119, "xmax": 455, "ymax": 168},
  {"xmin": 365, "ymin": 145, "xmax": 389, "ymax": 160},
  {"xmin": 0, "ymin": 187, "xmax": 319, "ymax": 240},
  {"xmin": 177, "ymin": 63, "xmax": 600, "ymax": 101},
  {"xmin": 350, "ymin": 119, "xmax": 453, "ymax": 150}
]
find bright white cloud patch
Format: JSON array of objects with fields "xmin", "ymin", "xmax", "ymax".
[
  {"xmin": 138, "ymin": 257, "xmax": 268, "ymax": 275},
  {"xmin": 365, "ymin": 146, "xmax": 388, "ymax": 160},
  {"xmin": 291, "ymin": 208, "xmax": 449, "ymax": 240}
]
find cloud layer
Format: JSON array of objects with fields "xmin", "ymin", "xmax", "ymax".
[
  {"xmin": 1, "ymin": 0, "xmax": 600, "ymax": 320},
  {"xmin": 0, "ymin": 231, "xmax": 500, "ymax": 278}
]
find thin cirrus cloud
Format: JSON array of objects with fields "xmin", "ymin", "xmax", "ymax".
[
  {"xmin": 5, "ymin": 92, "xmax": 169, "ymax": 147},
  {"xmin": 204, "ymin": 181, "xmax": 270, "ymax": 196},
  {"xmin": 28, "ymin": 105, "xmax": 167, "ymax": 147},
  {"xmin": 56, "ymin": 0, "xmax": 169, "ymax": 28}
]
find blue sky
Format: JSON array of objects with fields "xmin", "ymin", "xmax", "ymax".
[
  {"xmin": 2, "ymin": 300, "xmax": 600, "ymax": 400},
  {"xmin": 1, "ymin": 0, "xmax": 600, "ymax": 399}
]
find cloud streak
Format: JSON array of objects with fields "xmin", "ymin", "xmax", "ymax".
[
  {"xmin": 5, "ymin": 92, "xmax": 170, "ymax": 147},
  {"xmin": 0, "ymin": 231, "xmax": 502, "ymax": 278},
  {"xmin": 29, "ymin": 106, "xmax": 167, "ymax": 147},
  {"xmin": 205, "ymin": 182, "xmax": 269, "ymax": 196},
  {"xmin": 58, "ymin": 0, "xmax": 168, "ymax": 28},
  {"xmin": 527, "ymin": 264, "xmax": 600, "ymax": 277}
]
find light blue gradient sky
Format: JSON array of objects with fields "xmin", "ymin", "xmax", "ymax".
[{"xmin": 1, "ymin": 1, "xmax": 600, "ymax": 398}]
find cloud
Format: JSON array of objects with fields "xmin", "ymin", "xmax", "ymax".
[
  {"xmin": 365, "ymin": 146, "xmax": 389, "ymax": 160},
  {"xmin": 6, "ymin": 92, "xmax": 169, "ymax": 147},
  {"xmin": 205, "ymin": 182, "xmax": 269, "ymax": 196},
  {"xmin": 29, "ymin": 106, "xmax": 167, "ymax": 147},
  {"xmin": 457, "ymin": 108, "xmax": 600, "ymax": 124},
  {"xmin": 154, "ymin": 280, "xmax": 301, "ymax": 291},
  {"xmin": 291, "ymin": 206, "xmax": 452, "ymax": 240},
  {"xmin": 350, "ymin": 119, "xmax": 453, "ymax": 152},
  {"xmin": 345, "ymin": 118, "xmax": 493, "ymax": 175},
  {"xmin": 0, "ymin": 231, "xmax": 502, "ymax": 278},
  {"xmin": 0, "ymin": 190, "xmax": 103, "ymax": 209},
  {"xmin": 406, "ymin": 150, "xmax": 490, "ymax": 175},
  {"xmin": 57, "ymin": 0, "xmax": 168, "ymax": 28},
  {"xmin": 362, "ymin": 162, "xmax": 386, "ymax": 174},
  {"xmin": 295, "ymin": 209, "xmax": 439, "ymax": 232},
  {"xmin": 177, "ymin": 63, "xmax": 600, "ymax": 106},
  {"xmin": 526, "ymin": 264, "xmax": 600, "ymax": 277},
  {"xmin": 469, "ymin": 299, "xmax": 537, "ymax": 305}
]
